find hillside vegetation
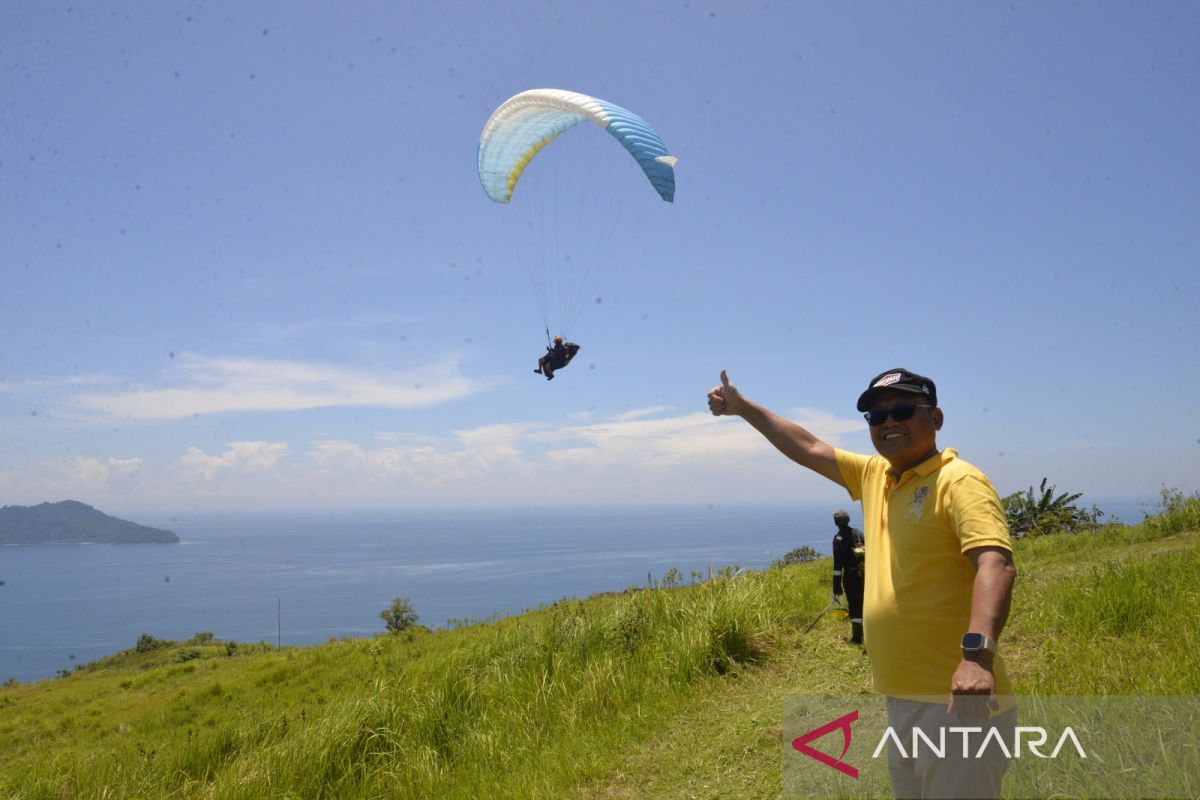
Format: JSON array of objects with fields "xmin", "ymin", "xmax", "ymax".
[
  {"xmin": 0, "ymin": 500, "xmax": 178, "ymax": 545},
  {"xmin": 1, "ymin": 494, "xmax": 1198, "ymax": 799}
]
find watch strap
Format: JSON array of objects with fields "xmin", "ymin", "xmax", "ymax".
[{"xmin": 961, "ymin": 632, "xmax": 998, "ymax": 654}]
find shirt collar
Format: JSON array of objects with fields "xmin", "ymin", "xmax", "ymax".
[{"xmin": 912, "ymin": 447, "xmax": 956, "ymax": 478}]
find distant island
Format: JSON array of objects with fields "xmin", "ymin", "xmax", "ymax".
[{"xmin": 0, "ymin": 501, "xmax": 178, "ymax": 545}]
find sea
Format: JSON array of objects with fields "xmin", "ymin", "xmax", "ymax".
[{"xmin": 0, "ymin": 500, "xmax": 1157, "ymax": 684}]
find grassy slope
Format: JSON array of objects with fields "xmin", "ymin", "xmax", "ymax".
[
  {"xmin": 2, "ymin": 512, "xmax": 1197, "ymax": 799},
  {"xmin": 567, "ymin": 524, "xmax": 1200, "ymax": 799}
]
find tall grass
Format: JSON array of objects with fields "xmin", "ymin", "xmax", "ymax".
[
  {"xmin": 1143, "ymin": 487, "xmax": 1200, "ymax": 536},
  {"xmin": 1013, "ymin": 547, "xmax": 1200, "ymax": 693},
  {"xmin": 223, "ymin": 574, "xmax": 799, "ymax": 799},
  {"xmin": 0, "ymin": 565, "xmax": 827, "ymax": 800}
]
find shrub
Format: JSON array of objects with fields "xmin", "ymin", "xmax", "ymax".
[
  {"xmin": 1143, "ymin": 487, "xmax": 1200, "ymax": 535},
  {"xmin": 772, "ymin": 545, "xmax": 821, "ymax": 568},
  {"xmin": 1002, "ymin": 478, "xmax": 1104, "ymax": 536},
  {"xmin": 135, "ymin": 633, "xmax": 173, "ymax": 653}
]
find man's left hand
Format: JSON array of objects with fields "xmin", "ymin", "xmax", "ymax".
[{"xmin": 948, "ymin": 656, "xmax": 999, "ymax": 719}]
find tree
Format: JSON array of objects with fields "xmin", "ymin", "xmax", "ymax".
[
  {"xmin": 135, "ymin": 633, "xmax": 172, "ymax": 653},
  {"xmin": 379, "ymin": 597, "xmax": 420, "ymax": 633},
  {"xmin": 772, "ymin": 545, "xmax": 821, "ymax": 568},
  {"xmin": 1002, "ymin": 478, "xmax": 1104, "ymax": 537}
]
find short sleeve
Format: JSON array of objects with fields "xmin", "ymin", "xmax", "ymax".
[
  {"xmin": 834, "ymin": 449, "xmax": 874, "ymax": 503},
  {"xmin": 946, "ymin": 472, "xmax": 1013, "ymax": 553}
]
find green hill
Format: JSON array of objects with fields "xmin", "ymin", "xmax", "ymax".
[
  {"xmin": 0, "ymin": 500, "xmax": 178, "ymax": 545},
  {"xmin": 1, "ymin": 496, "xmax": 1197, "ymax": 799}
]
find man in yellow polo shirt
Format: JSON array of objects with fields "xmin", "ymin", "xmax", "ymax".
[{"xmin": 707, "ymin": 367, "xmax": 1017, "ymax": 800}]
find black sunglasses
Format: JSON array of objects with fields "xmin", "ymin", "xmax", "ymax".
[{"xmin": 863, "ymin": 403, "xmax": 934, "ymax": 426}]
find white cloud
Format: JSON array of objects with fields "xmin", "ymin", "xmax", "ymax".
[
  {"xmin": 61, "ymin": 353, "xmax": 498, "ymax": 422},
  {"xmin": 306, "ymin": 423, "xmax": 535, "ymax": 497},
  {"xmin": 5, "ymin": 407, "xmax": 867, "ymax": 510},
  {"xmin": 179, "ymin": 441, "xmax": 289, "ymax": 483},
  {"xmin": 0, "ymin": 374, "xmax": 120, "ymax": 394},
  {"xmin": 539, "ymin": 407, "xmax": 861, "ymax": 466},
  {"xmin": 284, "ymin": 407, "xmax": 865, "ymax": 505},
  {"xmin": 610, "ymin": 405, "xmax": 675, "ymax": 423},
  {"xmin": 785, "ymin": 406, "xmax": 867, "ymax": 443},
  {"xmin": 71, "ymin": 456, "xmax": 143, "ymax": 494},
  {"xmin": 521, "ymin": 407, "xmax": 864, "ymax": 501}
]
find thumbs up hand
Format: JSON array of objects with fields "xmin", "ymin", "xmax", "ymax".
[{"xmin": 707, "ymin": 369, "xmax": 745, "ymax": 417}]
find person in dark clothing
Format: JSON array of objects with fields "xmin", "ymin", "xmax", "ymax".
[
  {"xmin": 832, "ymin": 509, "xmax": 865, "ymax": 645},
  {"xmin": 534, "ymin": 335, "xmax": 580, "ymax": 380}
]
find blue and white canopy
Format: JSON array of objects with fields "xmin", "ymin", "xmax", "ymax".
[{"xmin": 477, "ymin": 88, "xmax": 677, "ymax": 204}]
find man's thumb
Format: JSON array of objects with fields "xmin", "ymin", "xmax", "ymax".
[{"xmin": 720, "ymin": 369, "xmax": 730, "ymax": 388}]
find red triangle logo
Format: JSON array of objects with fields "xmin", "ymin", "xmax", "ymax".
[{"xmin": 791, "ymin": 709, "xmax": 859, "ymax": 779}]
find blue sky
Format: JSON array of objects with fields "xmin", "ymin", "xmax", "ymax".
[{"xmin": 2, "ymin": 2, "xmax": 1197, "ymax": 514}]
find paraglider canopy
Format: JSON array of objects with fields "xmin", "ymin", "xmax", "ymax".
[{"xmin": 477, "ymin": 88, "xmax": 677, "ymax": 204}]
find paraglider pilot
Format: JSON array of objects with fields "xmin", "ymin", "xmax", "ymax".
[
  {"xmin": 832, "ymin": 509, "xmax": 866, "ymax": 645},
  {"xmin": 535, "ymin": 336, "xmax": 580, "ymax": 381}
]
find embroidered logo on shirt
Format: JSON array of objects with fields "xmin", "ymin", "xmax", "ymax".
[{"xmin": 907, "ymin": 486, "xmax": 929, "ymax": 520}]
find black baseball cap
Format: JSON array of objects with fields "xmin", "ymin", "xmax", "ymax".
[{"xmin": 856, "ymin": 368, "xmax": 938, "ymax": 412}]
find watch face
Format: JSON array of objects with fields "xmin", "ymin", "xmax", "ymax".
[{"xmin": 962, "ymin": 632, "xmax": 985, "ymax": 650}]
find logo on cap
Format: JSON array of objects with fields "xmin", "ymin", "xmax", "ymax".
[{"xmin": 874, "ymin": 373, "xmax": 902, "ymax": 388}]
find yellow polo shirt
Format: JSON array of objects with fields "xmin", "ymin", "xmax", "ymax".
[{"xmin": 835, "ymin": 448, "xmax": 1014, "ymax": 703}]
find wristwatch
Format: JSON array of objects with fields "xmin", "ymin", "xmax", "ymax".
[{"xmin": 961, "ymin": 632, "xmax": 998, "ymax": 655}]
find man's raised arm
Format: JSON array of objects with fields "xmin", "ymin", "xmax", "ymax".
[{"xmin": 707, "ymin": 370, "xmax": 845, "ymax": 488}]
